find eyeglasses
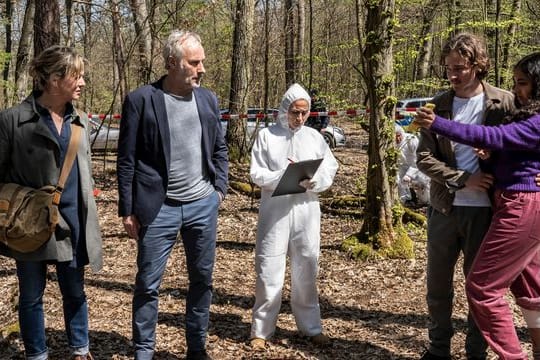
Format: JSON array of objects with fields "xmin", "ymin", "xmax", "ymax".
[{"xmin": 289, "ymin": 109, "xmax": 309, "ymax": 117}]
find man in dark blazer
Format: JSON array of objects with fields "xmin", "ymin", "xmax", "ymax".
[{"xmin": 117, "ymin": 30, "xmax": 228, "ymax": 360}]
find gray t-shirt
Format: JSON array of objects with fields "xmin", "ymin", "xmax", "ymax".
[{"xmin": 164, "ymin": 92, "xmax": 214, "ymax": 202}]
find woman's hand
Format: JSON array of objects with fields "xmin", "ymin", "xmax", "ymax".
[{"xmin": 413, "ymin": 106, "xmax": 436, "ymax": 129}]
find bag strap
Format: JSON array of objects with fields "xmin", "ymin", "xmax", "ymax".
[{"xmin": 52, "ymin": 124, "xmax": 82, "ymax": 205}]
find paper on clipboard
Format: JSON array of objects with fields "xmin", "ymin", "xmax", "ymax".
[{"xmin": 271, "ymin": 158, "xmax": 323, "ymax": 197}]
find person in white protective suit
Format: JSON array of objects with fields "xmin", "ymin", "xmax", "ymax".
[
  {"xmin": 249, "ymin": 83, "xmax": 338, "ymax": 350},
  {"xmin": 395, "ymin": 125, "xmax": 430, "ymax": 205}
]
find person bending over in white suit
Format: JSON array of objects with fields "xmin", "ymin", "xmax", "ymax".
[
  {"xmin": 395, "ymin": 125, "xmax": 430, "ymax": 205},
  {"xmin": 249, "ymin": 83, "xmax": 338, "ymax": 350}
]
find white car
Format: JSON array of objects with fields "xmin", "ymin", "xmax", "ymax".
[
  {"xmin": 395, "ymin": 97, "xmax": 433, "ymax": 126},
  {"xmin": 89, "ymin": 118, "xmax": 119, "ymax": 151}
]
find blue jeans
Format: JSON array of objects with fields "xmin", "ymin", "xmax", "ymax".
[
  {"xmin": 132, "ymin": 191, "xmax": 219, "ymax": 360},
  {"xmin": 16, "ymin": 261, "xmax": 89, "ymax": 360}
]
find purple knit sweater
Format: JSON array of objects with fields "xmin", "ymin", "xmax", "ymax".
[{"xmin": 431, "ymin": 114, "xmax": 540, "ymax": 191}]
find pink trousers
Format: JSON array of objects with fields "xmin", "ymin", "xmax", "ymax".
[{"xmin": 466, "ymin": 190, "xmax": 540, "ymax": 360}]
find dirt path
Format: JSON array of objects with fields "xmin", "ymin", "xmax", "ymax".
[{"xmin": 0, "ymin": 119, "xmax": 529, "ymax": 359}]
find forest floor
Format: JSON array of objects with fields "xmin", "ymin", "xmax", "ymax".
[{"xmin": 0, "ymin": 118, "xmax": 532, "ymax": 359}]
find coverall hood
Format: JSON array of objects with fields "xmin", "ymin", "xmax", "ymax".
[{"xmin": 277, "ymin": 83, "xmax": 311, "ymax": 130}]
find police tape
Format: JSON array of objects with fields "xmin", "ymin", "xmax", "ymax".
[{"xmin": 88, "ymin": 108, "xmax": 423, "ymax": 121}]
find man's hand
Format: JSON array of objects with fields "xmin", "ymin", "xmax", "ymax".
[
  {"xmin": 299, "ymin": 179, "xmax": 316, "ymax": 190},
  {"xmin": 464, "ymin": 171, "xmax": 494, "ymax": 192},
  {"xmin": 413, "ymin": 106, "xmax": 436, "ymax": 129},
  {"xmin": 536, "ymin": 173, "xmax": 540, "ymax": 187},
  {"xmin": 123, "ymin": 215, "xmax": 141, "ymax": 240}
]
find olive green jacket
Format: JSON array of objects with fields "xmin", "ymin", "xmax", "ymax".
[
  {"xmin": 0, "ymin": 94, "xmax": 102, "ymax": 272},
  {"xmin": 416, "ymin": 82, "xmax": 515, "ymax": 215}
]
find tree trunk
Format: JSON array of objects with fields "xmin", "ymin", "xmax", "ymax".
[
  {"xmin": 493, "ymin": 0, "xmax": 501, "ymax": 87},
  {"xmin": 296, "ymin": 0, "xmax": 305, "ymax": 83},
  {"xmin": 15, "ymin": 0, "xmax": 34, "ymax": 102},
  {"xmin": 3, "ymin": 0, "xmax": 14, "ymax": 107},
  {"xmin": 263, "ymin": 0, "xmax": 270, "ymax": 124},
  {"xmin": 129, "ymin": 0, "xmax": 152, "ymax": 85},
  {"xmin": 308, "ymin": 0, "xmax": 313, "ymax": 90},
  {"xmin": 34, "ymin": 0, "xmax": 60, "ymax": 56},
  {"xmin": 82, "ymin": 0, "xmax": 92, "ymax": 110},
  {"xmin": 415, "ymin": 0, "xmax": 442, "ymax": 80},
  {"xmin": 347, "ymin": 0, "xmax": 412, "ymax": 259},
  {"xmin": 65, "ymin": 0, "xmax": 73, "ymax": 46},
  {"xmin": 284, "ymin": 0, "xmax": 295, "ymax": 86},
  {"xmin": 227, "ymin": 0, "xmax": 255, "ymax": 162},
  {"xmin": 502, "ymin": 0, "xmax": 521, "ymax": 85},
  {"xmin": 111, "ymin": 1, "xmax": 128, "ymax": 105}
]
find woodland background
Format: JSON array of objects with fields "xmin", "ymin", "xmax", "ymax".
[
  {"xmin": 0, "ymin": 1, "xmax": 539, "ymax": 358},
  {"xmin": 0, "ymin": 0, "xmax": 538, "ymax": 114}
]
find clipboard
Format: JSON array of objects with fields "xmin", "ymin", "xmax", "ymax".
[{"xmin": 272, "ymin": 158, "xmax": 323, "ymax": 197}]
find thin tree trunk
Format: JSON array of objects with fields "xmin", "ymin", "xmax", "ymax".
[
  {"xmin": 111, "ymin": 1, "xmax": 127, "ymax": 103},
  {"xmin": 493, "ymin": 0, "xmax": 501, "ymax": 87},
  {"xmin": 284, "ymin": 0, "xmax": 295, "ymax": 86},
  {"xmin": 415, "ymin": 0, "xmax": 442, "ymax": 80},
  {"xmin": 308, "ymin": 0, "xmax": 313, "ymax": 90},
  {"xmin": 296, "ymin": 0, "xmax": 305, "ymax": 83},
  {"xmin": 65, "ymin": 0, "xmax": 73, "ymax": 46},
  {"xmin": 15, "ymin": 0, "xmax": 34, "ymax": 102},
  {"xmin": 3, "ymin": 0, "xmax": 14, "ymax": 107},
  {"xmin": 227, "ymin": 0, "xmax": 255, "ymax": 162},
  {"xmin": 263, "ymin": 0, "xmax": 270, "ymax": 124},
  {"xmin": 129, "ymin": 0, "xmax": 152, "ymax": 85},
  {"xmin": 82, "ymin": 0, "xmax": 92, "ymax": 109},
  {"xmin": 502, "ymin": 0, "xmax": 521, "ymax": 85}
]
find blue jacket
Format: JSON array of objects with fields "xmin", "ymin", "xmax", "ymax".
[{"xmin": 117, "ymin": 77, "xmax": 229, "ymax": 226}]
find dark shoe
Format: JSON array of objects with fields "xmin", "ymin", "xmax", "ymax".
[
  {"xmin": 73, "ymin": 353, "xmax": 94, "ymax": 360},
  {"xmin": 310, "ymin": 333, "xmax": 331, "ymax": 346},
  {"xmin": 186, "ymin": 349, "xmax": 212, "ymax": 360},
  {"xmin": 420, "ymin": 350, "xmax": 451, "ymax": 360}
]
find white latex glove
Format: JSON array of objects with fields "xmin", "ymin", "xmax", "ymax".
[{"xmin": 299, "ymin": 179, "xmax": 317, "ymax": 190}]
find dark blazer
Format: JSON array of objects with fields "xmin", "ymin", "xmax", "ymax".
[{"xmin": 117, "ymin": 77, "xmax": 229, "ymax": 226}]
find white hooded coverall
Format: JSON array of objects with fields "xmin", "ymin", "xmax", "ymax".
[
  {"xmin": 250, "ymin": 84, "xmax": 339, "ymax": 340},
  {"xmin": 395, "ymin": 125, "xmax": 430, "ymax": 204}
]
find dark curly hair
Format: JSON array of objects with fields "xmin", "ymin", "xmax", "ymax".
[{"xmin": 509, "ymin": 52, "xmax": 540, "ymax": 121}]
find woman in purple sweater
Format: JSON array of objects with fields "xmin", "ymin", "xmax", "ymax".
[{"xmin": 415, "ymin": 52, "xmax": 540, "ymax": 360}]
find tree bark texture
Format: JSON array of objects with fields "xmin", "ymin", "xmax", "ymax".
[
  {"xmin": 34, "ymin": 0, "xmax": 60, "ymax": 57},
  {"xmin": 3, "ymin": 0, "xmax": 13, "ymax": 107},
  {"xmin": 129, "ymin": 0, "xmax": 153, "ymax": 85},
  {"xmin": 15, "ymin": 0, "xmax": 34, "ymax": 103},
  {"xmin": 111, "ymin": 1, "xmax": 128, "ymax": 104},
  {"xmin": 227, "ymin": 0, "xmax": 255, "ymax": 162},
  {"xmin": 359, "ymin": 0, "xmax": 397, "ymax": 249},
  {"xmin": 284, "ymin": 0, "xmax": 295, "ymax": 86}
]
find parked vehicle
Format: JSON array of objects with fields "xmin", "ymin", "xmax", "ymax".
[
  {"xmin": 89, "ymin": 118, "xmax": 119, "ymax": 151},
  {"xmin": 220, "ymin": 107, "xmax": 346, "ymax": 148},
  {"xmin": 395, "ymin": 97, "xmax": 433, "ymax": 126}
]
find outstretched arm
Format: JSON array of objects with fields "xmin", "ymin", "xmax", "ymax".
[{"xmin": 414, "ymin": 107, "xmax": 540, "ymax": 151}]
